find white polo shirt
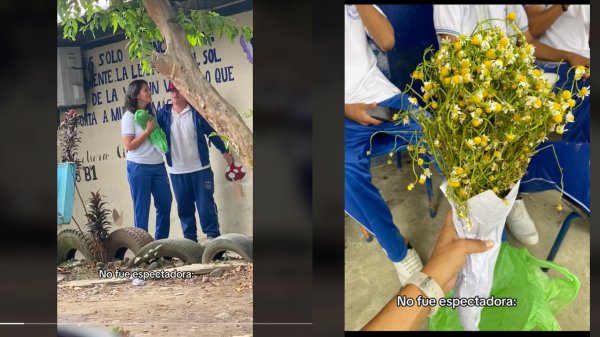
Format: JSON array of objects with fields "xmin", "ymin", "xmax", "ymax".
[
  {"xmin": 532, "ymin": 5, "xmax": 589, "ymax": 59},
  {"xmin": 168, "ymin": 104, "xmax": 210, "ymax": 174},
  {"xmin": 434, "ymin": 5, "xmax": 529, "ymax": 44},
  {"xmin": 345, "ymin": 5, "xmax": 400, "ymax": 104},
  {"xmin": 121, "ymin": 110, "xmax": 164, "ymax": 165}
]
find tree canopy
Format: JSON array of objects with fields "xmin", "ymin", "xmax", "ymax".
[{"xmin": 57, "ymin": 0, "xmax": 254, "ymax": 171}]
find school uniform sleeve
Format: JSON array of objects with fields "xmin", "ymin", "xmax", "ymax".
[
  {"xmin": 512, "ymin": 4, "xmax": 529, "ymax": 32},
  {"xmin": 121, "ymin": 112, "xmax": 135, "ymax": 137},
  {"xmin": 198, "ymin": 113, "xmax": 229, "ymax": 153},
  {"xmin": 155, "ymin": 105, "xmax": 168, "ymax": 132},
  {"xmin": 433, "ymin": 5, "xmax": 464, "ymax": 37}
]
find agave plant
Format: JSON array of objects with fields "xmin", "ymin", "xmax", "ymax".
[{"xmin": 85, "ymin": 190, "xmax": 112, "ymax": 263}]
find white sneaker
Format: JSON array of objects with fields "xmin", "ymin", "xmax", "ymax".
[
  {"xmin": 506, "ymin": 199, "xmax": 539, "ymax": 245},
  {"xmin": 393, "ymin": 246, "xmax": 423, "ymax": 287}
]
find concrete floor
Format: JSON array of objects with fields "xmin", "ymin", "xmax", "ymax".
[{"xmin": 345, "ymin": 156, "xmax": 590, "ymax": 331}]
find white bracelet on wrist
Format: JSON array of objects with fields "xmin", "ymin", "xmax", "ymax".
[{"xmin": 407, "ymin": 271, "xmax": 445, "ymax": 317}]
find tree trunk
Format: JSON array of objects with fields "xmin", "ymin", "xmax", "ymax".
[{"xmin": 144, "ymin": 0, "xmax": 253, "ymax": 172}]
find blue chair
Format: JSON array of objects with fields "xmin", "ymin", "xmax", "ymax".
[{"xmin": 519, "ymin": 142, "xmax": 590, "ymax": 269}]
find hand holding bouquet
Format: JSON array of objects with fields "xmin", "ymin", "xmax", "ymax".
[{"xmin": 395, "ymin": 13, "xmax": 588, "ymax": 330}]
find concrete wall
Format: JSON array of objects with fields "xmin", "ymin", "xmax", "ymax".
[{"xmin": 57, "ymin": 11, "xmax": 253, "ymax": 238}]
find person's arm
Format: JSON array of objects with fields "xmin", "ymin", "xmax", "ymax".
[
  {"xmin": 122, "ymin": 113, "xmax": 155, "ymax": 151},
  {"xmin": 344, "ymin": 102, "xmax": 382, "ymax": 126},
  {"xmin": 123, "ymin": 119, "xmax": 155, "ymax": 151},
  {"xmin": 355, "ymin": 5, "xmax": 395, "ymax": 52},
  {"xmin": 198, "ymin": 110, "xmax": 230, "ymax": 157},
  {"xmin": 524, "ymin": 5, "xmax": 568, "ymax": 38},
  {"xmin": 437, "ymin": 34, "xmax": 457, "ymax": 43},
  {"xmin": 524, "ymin": 29, "xmax": 590, "ymax": 69},
  {"xmin": 362, "ymin": 211, "xmax": 494, "ymax": 331}
]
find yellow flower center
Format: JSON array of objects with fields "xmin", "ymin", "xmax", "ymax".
[{"xmin": 553, "ymin": 114, "xmax": 563, "ymax": 124}]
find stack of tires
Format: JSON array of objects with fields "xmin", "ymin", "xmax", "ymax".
[{"xmin": 57, "ymin": 228, "xmax": 253, "ymax": 266}]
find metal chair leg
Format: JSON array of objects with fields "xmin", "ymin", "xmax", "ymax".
[
  {"xmin": 543, "ymin": 211, "xmax": 581, "ymax": 272},
  {"xmin": 423, "ymin": 161, "xmax": 437, "ymax": 218},
  {"xmin": 396, "ymin": 152, "xmax": 402, "ymax": 168},
  {"xmin": 361, "ymin": 226, "xmax": 373, "ymax": 242}
]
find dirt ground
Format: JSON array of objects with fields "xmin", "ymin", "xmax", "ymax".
[{"xmin": 58, "ymin": 263, "xmax": 253, "ymax": 337}]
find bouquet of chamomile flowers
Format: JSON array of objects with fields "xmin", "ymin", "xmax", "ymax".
[
  {"xmin": 392, "ymin": 12, "xmax": 589, "ymax": 330},
  {"xmin": 396, "ymin": 12, "xmax": 587, "ymax": 228}
]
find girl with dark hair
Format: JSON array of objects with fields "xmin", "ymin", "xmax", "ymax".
[{"xmin": 121, "ymin": 79, "xmax": 172, "ymax": 239}]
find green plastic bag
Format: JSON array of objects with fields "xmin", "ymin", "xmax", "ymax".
[
  {"xmin": 134, "ymin": 109, "xmax": 168, "ymax": 154},
  {"xmin": 430, "ymin": 243, "xmax": 580, "ymax": 331}
]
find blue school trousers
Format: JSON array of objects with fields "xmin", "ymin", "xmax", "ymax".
[
  {"xmin": 126, "ymin": 161, "xmax": 172, "ymax": 239},
  {"xmin": 345, "ymin": 94, "xmax": 421, "ymax": 262},
  {"xmin": 170, "ymin": 168, "xmax": 220, "ymax": 241}
]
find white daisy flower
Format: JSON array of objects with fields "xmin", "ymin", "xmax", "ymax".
[
  {"xmin": 566, "ymin": 112, "xmax": 575, "ymax": 123},
  {"xmin": 577, "ymin": 86, "xmax": 590, "ymax": 98}
]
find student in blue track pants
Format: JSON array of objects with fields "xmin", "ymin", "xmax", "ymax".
[
  {"xmin": 157, "ymin": 82, "xmax": 234, "ymax": 242},
  {"xmin": 121, "ymin": 80, "xmax": 173, "ymax": 239},
  {"xmin": 345, "ymin": 5, "xmax": 424, "ymax": 286}
]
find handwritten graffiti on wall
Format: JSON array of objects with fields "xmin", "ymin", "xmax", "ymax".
[{"xmin": 79, "ymin": 38, "xmax": 241, "ymax": 131}]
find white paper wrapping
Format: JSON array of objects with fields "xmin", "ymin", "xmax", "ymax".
[{"xmin": 440, "ymin": 179, "xmax": 521, "ymax": 331}]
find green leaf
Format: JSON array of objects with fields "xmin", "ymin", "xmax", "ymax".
[
  {"xmin": 100, "ymin": 15, "xmax": 110, "ymax": 31},
  {"xmin": 72, "ymin": 19, "xmax": 79, "ymax": 36},
  {"xmin": 112, "ymin": 20, "xmax": 119, "ymax": 34},
  {"xmin": 187, "ymin": 34, "xmax": 198, "ymax": 46}
]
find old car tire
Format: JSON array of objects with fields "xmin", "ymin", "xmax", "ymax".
[
  {"xmin": 133, "ymin": 239, "xmax": 204, "ymax": 266},
  {"xmin": 57, "ymin": 229, "xmax": 96, "ymax": 264},
  {"xmin": 201, "ymin": 233, "xmax": 253, "ymax": 263},
  {"xmin": 107, "ymin": 227, "xmax": 154, "ymax": 260}
]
